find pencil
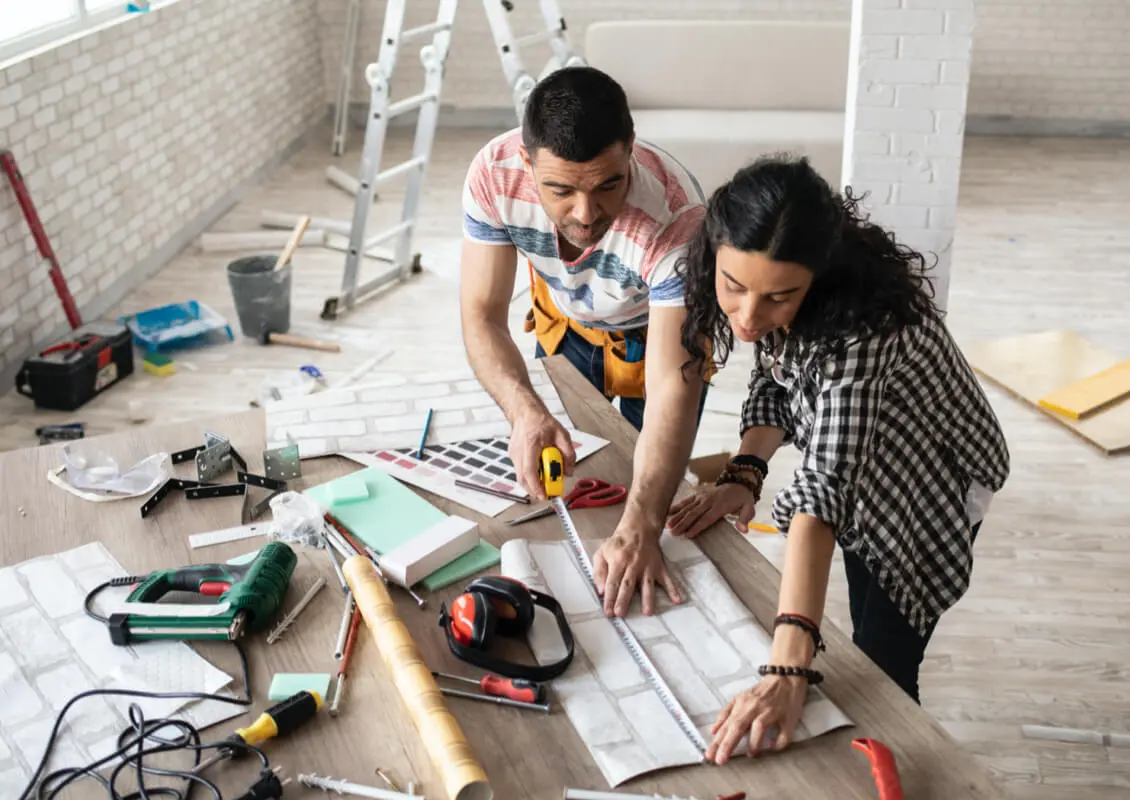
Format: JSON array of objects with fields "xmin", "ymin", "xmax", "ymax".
[
  {"xmin": 454, "ymin": 478, "xmax": 530, "ymax": 504},
  {"xmin": 416, "ymin": 408, "xmax": 434, "ymax": 459}
]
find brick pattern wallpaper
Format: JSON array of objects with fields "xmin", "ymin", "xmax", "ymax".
[
  {"xmin": 317, "ymin": 0, "xmax": 1130, "ymax": 123},
  {"xmin": 0, "ymin": 0, "xmax": 325, "ymax": 382},
  {"xmin": 842, "ymin": 0, "xmax": 976, "ymax": 308}
]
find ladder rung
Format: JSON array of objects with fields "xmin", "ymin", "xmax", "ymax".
[
  {"xmin": 363, "ymin": 220, "xmax": 414, "ymax": 251},
  {"xmin": 388, "ymin": 92, "xmax": 437, "ymax": 118},
  {"xmin": 402, "ymin": 21, "xmax": 452, "ymax": 43},
  {"xmin": 514, "ymin": 28, "xmax": 561, "ymax": 49},
  {"xmin": 375, "ymin": 157, "xmax": 426, "ymax": 186}
]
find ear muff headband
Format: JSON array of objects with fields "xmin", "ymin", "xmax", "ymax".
[{"xmin": 439, "ymin": 579, "xmax": 574, "ymax": 682}]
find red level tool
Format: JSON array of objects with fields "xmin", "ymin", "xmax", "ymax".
[{"xmin": 1, "ymin": 149, "xmax": 82, "ymax": 330}]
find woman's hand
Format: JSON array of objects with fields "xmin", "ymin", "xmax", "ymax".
[
  {"xmin": 666, "ymin": 483, "xmax": 757, "ymax": 538},
  {"xmin": 705, "ymin": 674, "xmax": 808, "ymax": 764}
]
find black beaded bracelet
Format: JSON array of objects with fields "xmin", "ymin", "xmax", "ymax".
[
  {"xmin": 728, "ymin": 454, "xmax": 769, "ymax": 478},
  {"xmin": 758, "ymin": 664, "xmax": 824, "ymax": 685},
  {"xmin": 774, "ymin": 613, "xmax": 827, "ymax": 655}
]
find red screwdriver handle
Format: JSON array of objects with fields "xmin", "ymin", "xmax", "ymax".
[{"xmin": 480, "ymin": 675, "xmax": 546, "ymax": 704}]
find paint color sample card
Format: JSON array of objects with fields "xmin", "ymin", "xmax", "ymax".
[
  {"xmin": 343, "ymin": 430, "xmax": 610, "ymax": 516},
  {"xmin": 265, "ymin": 361, "xmax": 573, "ymax": 459}
]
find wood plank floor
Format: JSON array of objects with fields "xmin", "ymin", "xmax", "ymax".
[{"xmin": 2, "ymin": 122, "xmax": 1129, "ymax": 797}]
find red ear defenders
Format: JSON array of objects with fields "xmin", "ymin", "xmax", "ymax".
[{"xmin": 438, "ymin": 576, "xmax": 574, "ymax": 682}]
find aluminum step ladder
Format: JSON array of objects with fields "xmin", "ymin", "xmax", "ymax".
[
  {"xmin": 321, "ymin": 0, "xmax": 458, "ymax": 321},
  {"xmin": 482, "ymin": 0, "xmax": 586, "ymax": 121}
]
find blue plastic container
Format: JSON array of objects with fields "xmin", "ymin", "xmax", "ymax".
[{"xmin": 118, "ymin": 300, "xmax": 234, "ymax": 352}]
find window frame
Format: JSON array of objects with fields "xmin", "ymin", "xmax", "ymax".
[{"xmin": 0, "ymin": 2, "xmax": 150, "ymax": 66}]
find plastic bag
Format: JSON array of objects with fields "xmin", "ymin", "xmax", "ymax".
[{"xmin": 267, "ymin": 491, "xmax": 325, "ymax": 547}]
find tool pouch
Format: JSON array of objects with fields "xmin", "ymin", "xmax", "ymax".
[{"xmin": 525, "ymin": 261, "xmax": 648, "ymax": 399}]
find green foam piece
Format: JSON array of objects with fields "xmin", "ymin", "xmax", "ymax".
[
  {"xmin": 420, "ymin": 541, "xmax": 501, "ymax": 591},
  {"xmin": 226, "ymin": 549, "xmax": 260, "ymax": 566},
  {"xmin": 305, "ymin": 467, "xmax": 499, "ymax": 589},
  {"xmin": 328, "ymin": 473, "xmax": 370, "ymax": 505},
  {"xmin": 269, "ymin": 673, "xmax": 332, "ymax": 702}
]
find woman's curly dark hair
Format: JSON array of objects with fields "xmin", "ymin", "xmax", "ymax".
[{"xmin": 678, "ymin": 154, "xmax": 943, "ymax": 373}]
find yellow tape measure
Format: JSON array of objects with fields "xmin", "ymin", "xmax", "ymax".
[{"xmin": 538, "ymin": 446, "xmax": 565, "ymax": 498}]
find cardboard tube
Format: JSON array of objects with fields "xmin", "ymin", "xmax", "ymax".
[{"xmin": 343, "ymin": 556, "xmax": 492, "ymax": 800}]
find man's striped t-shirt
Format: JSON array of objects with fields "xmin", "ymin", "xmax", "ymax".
[{"xmin": 461, "ymin": 128, "xmax": 706, "ymax": 332}]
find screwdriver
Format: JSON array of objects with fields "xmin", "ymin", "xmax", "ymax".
[
  {"xmin": 432, "ymin": 671, "xmax": 547, "ymax": 704},
  {"xmin": 192, "ymin": 690, "xmax": 324, "ymax": 774}
]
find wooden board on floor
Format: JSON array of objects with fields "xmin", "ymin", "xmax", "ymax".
[
  {"xmin": 1037, "ymin": 357, "xmax": 1130, "ymax": 420},
  {"xmin": 964, "ymin": 329, "xmax": 1130, "ymax": 455}
]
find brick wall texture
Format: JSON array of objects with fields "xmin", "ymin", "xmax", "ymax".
[
  {"xmin": 0, "ymin": 0, "xmax": 324, "ymax": 381},
  {"xmin": 316, "ymin": 0, "xmax": 1130, "ymax": 122},
  {"xmin": 841, "ymin": 0, "xmax": 975, "ymax": 306}
]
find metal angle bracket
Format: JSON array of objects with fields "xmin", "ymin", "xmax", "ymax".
[
  {"xmin": 172, "ymin": 445, "xmax": 205, "ymax": 464},
  {"xmin": 196, "ymin": 432, "xmax": 248, "ymax": 483},
  {"xmin": 139, "ymin": 478, "xmax": 214, "ymax": 518},
  {"xmin": 263, "ymin": 444, "xmax": 301, "ymax": 482},
  {"xmin": 237, "ymin": 471, "xmax": 287, "ymax": 492},
  {"xmin": 185, "ymin": 483, "xmax": 247, "ymax": 501}
]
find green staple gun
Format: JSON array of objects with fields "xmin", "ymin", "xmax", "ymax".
[{"xmin": 86, "ymin": 542, "xmax": 298, "ymax": 645}]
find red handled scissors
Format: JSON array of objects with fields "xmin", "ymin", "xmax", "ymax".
[{"xmin": 505, "ymin": 478, "xmax": 627, "ymax": 526}]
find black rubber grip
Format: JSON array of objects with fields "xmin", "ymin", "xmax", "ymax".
[{"xmin": 267, "ymin": 690, "xmax": 320, "ymax": 737}]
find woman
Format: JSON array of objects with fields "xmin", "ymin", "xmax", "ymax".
[{"xmin": 668, "ymin": 155, "xmax": 1009, "ymax": 765}]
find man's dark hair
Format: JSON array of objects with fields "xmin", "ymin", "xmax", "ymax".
[{"xmin": 521, "ymin": 66, "xmax": 634, "ymax": 163}]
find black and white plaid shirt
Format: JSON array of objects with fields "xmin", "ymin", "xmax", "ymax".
[{"xmin": 741, "ymin": 315, "xmax": 1010, "ymax": 636}]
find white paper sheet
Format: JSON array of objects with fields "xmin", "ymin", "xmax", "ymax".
[
  {"xmin": 0, "ymin": 543, "xmax": 238, "ymax": 790},
  {"xmin": 500, "ymin": 534, "xmax": 853, "ymax": 787}
]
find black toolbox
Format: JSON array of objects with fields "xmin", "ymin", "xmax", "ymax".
[{"xmin": 16, "ymin": 321, "xmax": 134, "ymax": 411}]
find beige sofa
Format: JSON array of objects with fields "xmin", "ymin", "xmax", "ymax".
[{"xmin": 584, "ymin": 20, "xmax": 850, "ymax": 198}]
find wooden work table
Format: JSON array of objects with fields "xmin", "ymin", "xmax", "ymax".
[{"xmin": 0, "ymin": 356, "xmax": 1007, "ymax": 800}]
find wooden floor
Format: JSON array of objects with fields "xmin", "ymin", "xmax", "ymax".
[{"xmin": 3, "ymin": 122, "xmax": 1130, "ymax": 797}]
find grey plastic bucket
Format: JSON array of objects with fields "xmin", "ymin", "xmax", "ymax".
[{"xmin": 226, "ymin": 255, "xmax": 292, "ymax": 338}]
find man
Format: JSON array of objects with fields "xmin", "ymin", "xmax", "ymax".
[{"xmin": 459, "ymin": 65, "xmax": 709, "ymax": 617}]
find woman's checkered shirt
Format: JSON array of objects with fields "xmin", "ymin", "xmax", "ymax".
[{"xmin": 741, "ymin": 315, "xmax": 1010, "ymax": 636}]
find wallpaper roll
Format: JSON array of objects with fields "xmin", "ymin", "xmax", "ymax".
[{"xmin": 343, "ymin": 556, "xmax": 493, "ymax": 800}]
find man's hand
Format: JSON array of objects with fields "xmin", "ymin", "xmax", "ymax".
[
  {"xmin": 509, "ymin": 408, "xmax": 576, "ymax": 501},
  {"xmin": 591, "ymin": 528, "xmax": 682, "ymax": 616}
]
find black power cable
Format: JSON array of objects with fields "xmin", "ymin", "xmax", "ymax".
[{"xmin": 18, "ymin": 578, "xmax": 269, "ymax": 800}]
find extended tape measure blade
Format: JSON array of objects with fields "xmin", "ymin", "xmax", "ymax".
[{"xmin": 550, "ymin": 497, "xmax": 708, "ymax": 755}]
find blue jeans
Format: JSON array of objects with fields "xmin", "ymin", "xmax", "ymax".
[{"xmin": 534, "ymin": 327, "xmax": 708, "ymax": 432}]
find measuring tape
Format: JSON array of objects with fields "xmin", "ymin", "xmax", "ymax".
[{"xmin": 540, "ymin": 447, "xmax": 708, "ymax": 756}]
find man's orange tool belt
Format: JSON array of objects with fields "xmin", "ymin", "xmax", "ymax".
[{"xmin": 523, "ymin": 260, "xmax": 648, "ymax": 399}]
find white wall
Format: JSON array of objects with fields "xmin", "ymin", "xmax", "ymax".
[
  {"xmin": 317, "ymin": 0, "xmax": 1130, "ymax": 129},
  {"xmin": 0, "ymin": 0, "xmax": 325, "ymax": 386},
  {"xmin": 842, "ymin": 0, "xmax": 975, "ymax": 309}
]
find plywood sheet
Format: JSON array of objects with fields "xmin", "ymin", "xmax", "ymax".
[{"xmin": 964, "ymin": 329, "xmax": 1130, "ymax": 455}]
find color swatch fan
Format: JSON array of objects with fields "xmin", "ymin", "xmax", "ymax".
[{"xmin": 342, "ymin": 429, "xmax": 609, "ymax": 516}]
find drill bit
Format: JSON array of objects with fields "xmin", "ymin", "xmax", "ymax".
[{"xmin": 267, "ymin": 578, "xmax": 327, "ymax": 644}]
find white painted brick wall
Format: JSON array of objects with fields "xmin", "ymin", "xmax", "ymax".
[
  {"xmin": 318, "ymin": 0, "xmax": 1130, "ymax": 122},
  {"xmin": 0, "ymin": 0, "xmax": 324, "ymax": 380},
  {"xmin": 842, "ymin": 0, "xmax": 973, "ymax": 307}
]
